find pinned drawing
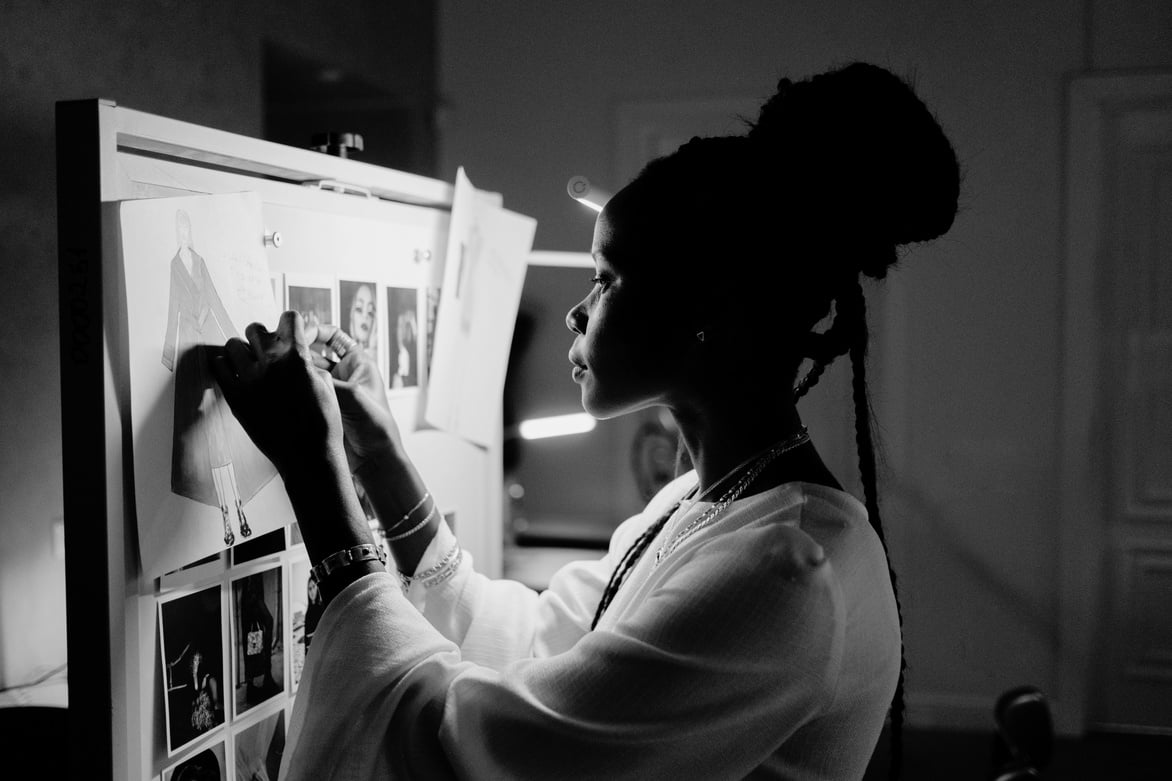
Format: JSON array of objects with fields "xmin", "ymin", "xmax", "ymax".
[
  {"xmin": 162, "ymin": 209, "xmax": 274, "ymax": 546},
  {"xmin": 122, "ymin": 192, "xmax": 292, "ymax": 579},
  {"xmin": 425, "ymin": 169, "xmax": 536, "ymax": 446}
]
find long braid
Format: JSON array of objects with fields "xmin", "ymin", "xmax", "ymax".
[
  {"xmin": 844, "ymin": 281, "xmax": 907, "ymax": 780},
  {"xmin": 793, "ymin": 358, "xmax": 829, "ymax": 400},
  {"xmin": 591, "ymin": 505, "xmax": 677, "ymax": 629}
]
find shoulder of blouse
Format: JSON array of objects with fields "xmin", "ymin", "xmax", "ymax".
[{"xmin": 693, "ymin": 481, "xmax": 871, "ymax": 583}]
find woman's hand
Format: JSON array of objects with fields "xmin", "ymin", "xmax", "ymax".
[
  {"xmin": 210, "ymin": 311, "xmax": 346, "ymax": 478},
  {"xmin": 307, "ymin": 322, "xmax": 404, "ymax": 473}
]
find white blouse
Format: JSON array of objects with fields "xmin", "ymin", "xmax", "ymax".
[{"xmin": 280, "ymin": 474, "xmax": 901, "ymax": 780}]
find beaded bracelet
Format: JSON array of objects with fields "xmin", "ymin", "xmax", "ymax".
[
  {"xmin": 386, "ymin": 503, "xmax": 438, "ymax": 542},
  {"xmin": 310, "ymin": 542, "xmax": 387, "ymax": 587}
]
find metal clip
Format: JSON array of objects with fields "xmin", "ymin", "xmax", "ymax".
[{"xmin": 303, "ymin": 180, "xmax": 375, "ymax": 199}]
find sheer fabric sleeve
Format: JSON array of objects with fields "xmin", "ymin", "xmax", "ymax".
[
  {"xmin": 403, "ymin": 472, "xmax": 697, "ymax": 669},
  {"xmin": 280, "ymin": 520, "xmax": 843, "ymax": 781}
]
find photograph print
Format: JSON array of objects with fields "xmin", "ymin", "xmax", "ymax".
[
  {"xmin": 386, "ymin": 286, "xmax": 420, "ymax": 389},
  {"xmin": 159, "ymin": 584, "xmax": 226, "ymax": 754},
  {"xmin": 284, "ymin": 273, "xmax": 335, "ymax": 330},
  {"xmin": 163, "ymin": 741, "xmax": 226, "ymax": 781},
  {"xmin": 231, "ymin": 567, "xmax": 285, "ymax": 717},
  {"xmin": 288, "ymin": 557, "xmax": 323, "ymax": 690},
  {"xmin": 338, "ymin": 278, "xmax": 379, "ymax": 364},
  {"xmin": 234, "ymin": 708, "xmax": 286, "ymax": 781}
]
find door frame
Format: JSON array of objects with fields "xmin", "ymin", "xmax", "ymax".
[{"xmin": 1059, "ymin": 70, "xmax": 1172, "ymax": 734}]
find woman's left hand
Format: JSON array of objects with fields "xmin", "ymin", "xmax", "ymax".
[{"xmin": 210, "ymin": 311, "xmax": 347, "ymax": 479}]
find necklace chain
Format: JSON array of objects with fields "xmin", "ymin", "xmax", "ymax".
[{"xmin": 654, "ymin": 426, "xmax": 810, "ymax": 566}]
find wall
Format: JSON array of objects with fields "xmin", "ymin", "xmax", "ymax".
[
  {"xmin": 437, "ymin": 0, "xmax": 1171, "ymax": 730},
  {"xmin": 0, "ymin": 0, "xmax": 435, "ymax": 690}
]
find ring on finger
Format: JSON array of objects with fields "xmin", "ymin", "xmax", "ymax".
[{"xmin": 326, "ymin": 330, "xmax": 359, "ymax": 359}]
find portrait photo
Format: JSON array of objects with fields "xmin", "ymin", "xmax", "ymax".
[
  {"xmin": 159, "ymin": 584, "xmax": 226, "ymax": 754},
  {"xmin": 285, "ymin": 273, "xmax": 334, "ymax": 331},
  {"xmin": 386, "ymin": 286, "xmax": 420, "ymax": 389},
  {"xmin": 287, "ymin": 557, "xmax": 324, "ymax": 692},
  {"xmin": 231, "ymin": 567, "xmax": 284, "ymax": 718},
  {"xmin": 163, "ymin": 741, "xmax": 225, "ymax": 781},
  {"xmin": 234, "ymin": 709, "xmax": 285, "ymax": 781},
  {"xmin": 338, "ymin": 278, "xmax": 379, "ymax": 365}
]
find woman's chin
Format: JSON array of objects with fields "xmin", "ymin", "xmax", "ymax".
[{"xmin": 580, "ymin": 390, "xmax": 636, "ymax": 421}]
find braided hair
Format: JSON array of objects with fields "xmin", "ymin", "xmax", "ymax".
[{"xmin": 590, "ymin": 62, "xmax": 959, "ymax": 780}]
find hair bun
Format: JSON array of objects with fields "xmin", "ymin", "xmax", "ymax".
[{"xmin": 749, "ymin": 63, "xmax": 959, "ymax": 275}]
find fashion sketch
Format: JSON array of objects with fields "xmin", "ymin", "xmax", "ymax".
[{"xmin": 161, "ymin": 210, "xmax": 276, "ymax": 546}]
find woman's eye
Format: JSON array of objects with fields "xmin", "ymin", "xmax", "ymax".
[{"xmin": 590, "ymin": 275, "xmax": 610, "ymax": 291}]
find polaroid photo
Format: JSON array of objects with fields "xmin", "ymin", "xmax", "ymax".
[
  {"xmin": 231, "ymin": 528, "xmax": 286, "ymax": 566},
  {"xmin": 385, "ymin": 286, "xmax": 421, "ymax": 391},
  {"xmin": 230, "ymin": 566, "xmax": 285, "ymax": 719},
  {"xmin": 285, "ymin": 272, "xmax": 336, "ymax": 332},
  {"xmin": 287, "ymin": 557, "xmax": 322, "ymax": 691},
  {"xmin": 234, "ymin": 708, "xmax": 286, "ymax": 781},
  {"xmin": 338, "ymin": 278, "xmax": 380, "ymax": 369},
  {"xmin": 163, "ymin": 739, "xmax": 226, "ymax": 781},
  {"xmin": 159, "ymin": 584, "xmax": 226, "ymax": 755}
]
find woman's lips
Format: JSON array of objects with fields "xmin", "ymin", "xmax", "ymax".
[{"xmin": 568, "ymin": 352, "xmax": 587, "ymax": 382}]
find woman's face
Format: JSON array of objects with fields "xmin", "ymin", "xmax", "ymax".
[
  {"xmin": 566, "ymin": 186, "xmax": 695, "ymax": 419},
  {"xmin": 349, "ymin": 285, "xmax": 376, "ymax": 347}
]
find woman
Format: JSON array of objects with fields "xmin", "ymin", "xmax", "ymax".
[
  {"xmin": 344, "ymin": 281, "xmax": 378, "ymax": 357},
  {"xmin": 213, "ymin": 62, "xmax": 959, "ymax": 779}
]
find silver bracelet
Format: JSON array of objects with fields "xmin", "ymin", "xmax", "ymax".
[
  {"xmin": 385, "ymin": 491, "xmax": 430, "ymax": 534},
  {"xmin": 399, "ymin": 540, "xmax": 462, "ymax": 591},
  {"xmin": 385, "ymin": 503, "xmax": 438, "ymax": 542},
  {"xmin": 310, "ymin": 542, "xmax": 387, "ymax": 587}
]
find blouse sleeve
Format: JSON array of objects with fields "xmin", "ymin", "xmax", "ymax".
[
  {"xmin": 404, "ymin": 472, "xmax": 698, "ymax": 669},
  {"xmin": 280, "ymin": 521, "xmax": 843, "ymax": 781}
]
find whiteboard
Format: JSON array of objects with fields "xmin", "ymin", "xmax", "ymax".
[{"xmin": 57, "ymin": 99, "xmax": 505, "ymax": 780}]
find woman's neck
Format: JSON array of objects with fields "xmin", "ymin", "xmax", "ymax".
[{"xmin": 673, "ymin": 398, "xmax": 805, "ymax": 497}]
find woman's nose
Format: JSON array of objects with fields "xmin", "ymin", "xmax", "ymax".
[{"xmin": 565, "ymin": 301, "xmax": 586, "ymax": 334}]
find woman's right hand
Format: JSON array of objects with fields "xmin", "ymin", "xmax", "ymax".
[{"xmin": 307, "ymin": 323, "xmax": 404, "ymax": 473}]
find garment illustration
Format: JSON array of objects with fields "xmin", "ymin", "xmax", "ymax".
[{"xmin": 161, "ymin": 211, "xmax": 276, "ymax": 545}]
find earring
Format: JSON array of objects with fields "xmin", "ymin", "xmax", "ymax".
[{"xmin": 696, "ymin": 331, "xmax": 706, "ymax": 342}]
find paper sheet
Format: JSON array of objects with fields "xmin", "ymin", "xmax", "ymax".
[
  {"xmin": 121, "ymin": 192, "xmax": 292, "ymax": 579},
  {"xmin": 425, "ymin": 169, "xmax": 535, "ymax": 446}
]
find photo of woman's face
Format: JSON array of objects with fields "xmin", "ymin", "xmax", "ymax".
[{"xmin": 348, "ymin": 284, "xmax": 376, "ymax": 348}]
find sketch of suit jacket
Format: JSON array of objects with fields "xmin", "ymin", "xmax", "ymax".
[{"xmin": 161, "ymin": 250, "xmax": 276, "ymax": 508}]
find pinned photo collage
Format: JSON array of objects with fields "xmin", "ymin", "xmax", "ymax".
[
  {"xmin": 157, "ymin": 525, "xmax": 310, "ymax": 777},
  {"xmin": 277, "ymin": 273, "xmax": 425, "ymax": 397}
]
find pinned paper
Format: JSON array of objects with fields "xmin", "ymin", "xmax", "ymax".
[
  {"xmin": 121, "ymin": 192, "xmax": 292, "ymax": 579},
  {"xmin": 425, "ymin": 169, "xmax": 536, "ymax": 446}
]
